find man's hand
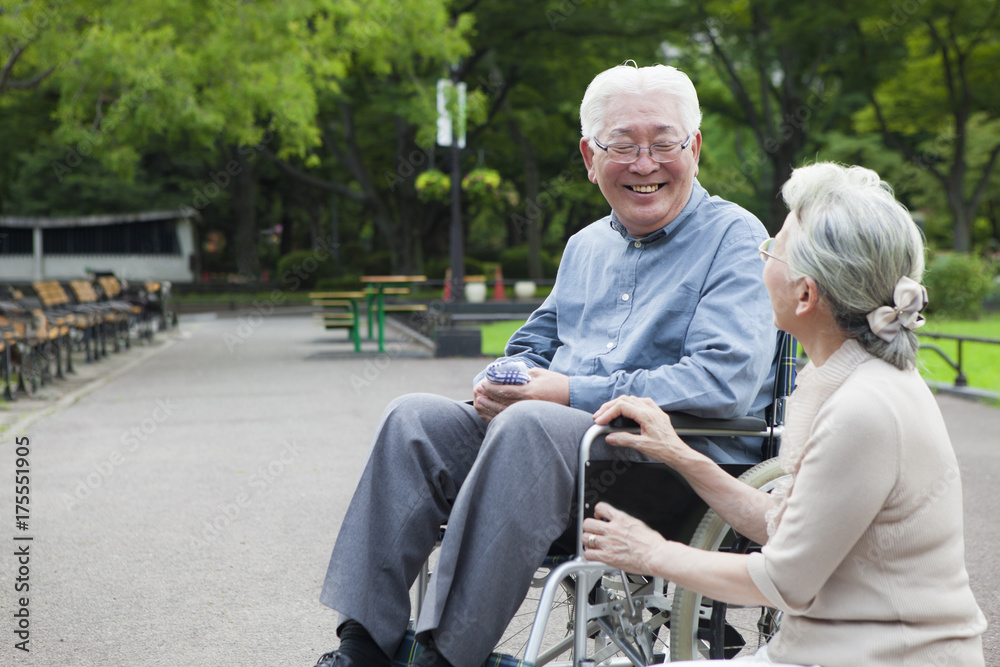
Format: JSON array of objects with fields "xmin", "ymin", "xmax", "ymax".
[{"xmin": 473, "ymin": 367, "xmax": 571, "ymax": 422}]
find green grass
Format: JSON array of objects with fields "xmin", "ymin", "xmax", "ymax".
[
  {"xmin": 480, "ymin": 320, "xmax": 527, "ymax": 356},
  {"xmin": 917, "ymin": 313, "xmax": 1000, "ymax": 394},
  {"xmin": 173, "ymin": 291, "xmax": 313, "ymax": 304},
  {"xmin": 477, "ymin": 313, "xmax": 1000, "ymax": 394}
]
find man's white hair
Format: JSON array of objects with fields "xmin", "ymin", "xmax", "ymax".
[{"xmin": 580, "ymin": 62, "xmax": 702, "ymax": 144}]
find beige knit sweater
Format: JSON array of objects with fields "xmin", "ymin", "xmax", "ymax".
[{"xmin": 747, "ymin": 339, "xmax": 987, "ymax": 666}]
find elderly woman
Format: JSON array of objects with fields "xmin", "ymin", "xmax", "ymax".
[{"xmin": 583, "ymin": 162, "xmax": 987, "ymax": 666}]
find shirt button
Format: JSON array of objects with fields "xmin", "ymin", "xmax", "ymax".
[
  {"xmin": 621, "ymin": 293, "xmax": 630, "ymax": 301},
  {"xmin": 634, "ymin": 241, "xmax": 642, "ymax": 248},
  {"xmin": 606, "ymin": 342, "xmax": 615, "ymax": 349}
]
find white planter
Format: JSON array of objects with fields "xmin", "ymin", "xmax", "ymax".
[
  {"xmin": 513, "ymin": 280, "xmax": 537, "ymax": 300},
  {"xmin": 465, "ymin": 281, "xmax": 487, "ymax": 303}
]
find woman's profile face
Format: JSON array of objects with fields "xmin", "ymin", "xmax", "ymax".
[{"xmin": 763, "ymin": 212, "xmax": 800, "ymax": 332}]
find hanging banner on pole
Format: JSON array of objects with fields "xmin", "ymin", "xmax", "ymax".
[{"xmin": 436, "ymin": 79, "xmax": 467, "ymax": 148}]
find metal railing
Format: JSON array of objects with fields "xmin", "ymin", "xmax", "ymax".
[{"xmin": 918, "ymin": 331, "xmax": 1000, "ymax": 388}]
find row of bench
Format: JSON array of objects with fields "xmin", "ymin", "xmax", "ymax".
[{"xmin": 0, "ymin": 276, "xmax": 171, "ymax": 400}]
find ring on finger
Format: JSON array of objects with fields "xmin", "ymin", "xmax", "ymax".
[{"xmin": 588, "ymin": 533, "xmax": 597, "ymax": 548}]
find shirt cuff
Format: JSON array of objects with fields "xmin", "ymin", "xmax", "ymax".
[{"xmin": 568, "ymin": 374, "xmax": 613, "ymax": 412}]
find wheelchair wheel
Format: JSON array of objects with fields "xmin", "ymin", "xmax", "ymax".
[
  {"xmin": 669, "ymin": 458, "xmax": 788, "ymax": 661},
  {"xmin": 496, "ymin": 564, "xmax": 672, "ymax": 666},
  {"xmin": 492, "ymin": 564, "xmax": 578, "ymax": 665}
]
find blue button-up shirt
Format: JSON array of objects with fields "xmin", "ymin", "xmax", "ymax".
[{"xmin": 480, "ymin": 180, "xmax": 777, "ymax": 463}]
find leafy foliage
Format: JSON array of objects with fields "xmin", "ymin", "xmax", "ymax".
[
  {"xmin": 0, "ymin": 0, "xmax": 997, "ymax": 290},
  {"xmin": 924, "ymin": 252, "xmax": 992, "ymax": 319}
]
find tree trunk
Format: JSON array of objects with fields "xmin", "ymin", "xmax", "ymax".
[
  {"xmin": 946, "ymin": 179, "xmax": 971, "ymax": 253},
  {"xmin": 337, "ymin": 102, "xmax": 414, "ymax": 273},
  {"xmin": 232, "ymin": 146, "xmax": 260, "ymax": 278},
  {"xmin": 506, "ymin": 112, "xmax": 544, "ymax": 280},
  {"xmin": 391, "ymin": 116, "xmax": 423, "ymax": 274},
  {"xmin": 766, "ymin": 143, "xmax": 800, "ymax": 233}
]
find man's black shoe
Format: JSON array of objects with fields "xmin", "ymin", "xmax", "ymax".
[{"xmin": 313, "ymin": 650, "xmax": 358, "ymax": 667}]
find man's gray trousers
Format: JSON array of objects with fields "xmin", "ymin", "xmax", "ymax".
[{"xmin": 320, "ymin": 392, "xmax": 647, "ymax": 666}]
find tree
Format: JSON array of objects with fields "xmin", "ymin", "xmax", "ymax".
[
  {"xmin": 649, "ymin": 1, "xmax": 889, "ymax": 230},
  {"xmin": 1, "ymin": 0, "xmax": 475, "ymax": 277},
  {"xmin": 457, "ymin": 0, "xmax": 677, "ymax": 279},
  {"xmin": 853, "ymin": 0, "xmax": 1000, "ymax": 252},
  {"xmin": 263, "ymin": 0, "xmax": 474, "ymax": 275},
  {"xmin": 2, "ymin": 1, "xmax": 332, "ymax": 276},
  {"xmin": 0, "ymin": 1, "xmax": 75, "ymax": 96}
]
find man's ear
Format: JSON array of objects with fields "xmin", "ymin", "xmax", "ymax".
[
  {"xmin": 580, "ymin": 138, "xmax": 598, "ymax": 184},
  {"xmin": 690, "ymin": 132, "xmax": 702, "ymax": 178},
  {"xmin": 795, "ymin": 276, "xmax": 822, "ymax": 316}
]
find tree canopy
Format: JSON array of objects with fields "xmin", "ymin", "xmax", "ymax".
[{"xmin": 2, "ymin": 0, "xmax": 998, "ymax": 281}]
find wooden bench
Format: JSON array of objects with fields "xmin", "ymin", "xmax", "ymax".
[
  {"xmin": 69, "ymin": 278, "xmax": 141, "ymax": 351},
  {"xmin": 0, "ymin": 324, "xmax": 15, "ymax": 400},
  {"xmin": 140, "ymin": 280, "xmax": 172, "ymax": 333},
  {"xmin": 0, "ymin": 309, "xmax": 38, "ymax": 398},
  {"xmin": 5, "ymin": 283, "xmax": 77, "ymax": 388},
  {"xmin": 310, "ymin": 291, "xmax": 367, "ymax": 352},
  {"xmin": 375, "ymin": 286, "xmax": 430, "ymax": 314},
  {"xmin": 0, "ymin": 290, "xmax": 38, "ymax": 399},
  {"xmin": 32, "ymin": 280, "xmax": 105, "ymax": 362}
]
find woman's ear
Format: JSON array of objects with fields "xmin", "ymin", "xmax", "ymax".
[{"xmin": 794, "ymin": 276, "xmax": 822, "ymax": 316}]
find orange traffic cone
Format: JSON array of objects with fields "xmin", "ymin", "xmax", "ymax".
[{"xmin": 493, "ymin": 266, "xmax": 507, "ymax": 301}]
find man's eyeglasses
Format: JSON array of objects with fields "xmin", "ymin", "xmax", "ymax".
[
  {"xmin": 758, "ymin": 238, "xmax": 786, "ymax": 263},
  {"xmin": 592, "ymin": 135, "xmax": 693, "ymax": 164}
]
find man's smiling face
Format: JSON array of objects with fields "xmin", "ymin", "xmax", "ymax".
[{"xmin": 581, "ymin": 92, "xmax": 701, "ymax": 238}]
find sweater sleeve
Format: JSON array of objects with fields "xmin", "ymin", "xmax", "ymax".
[{"xmin": 748, "ymin": 390, "xmax": 900, "ymax": 614}]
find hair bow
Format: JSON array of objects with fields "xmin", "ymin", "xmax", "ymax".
[{"xmin": 866, "ymin": 276, "xmax": 928, "ymax": 343}]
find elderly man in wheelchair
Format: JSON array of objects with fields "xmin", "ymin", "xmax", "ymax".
[{"xmin": 314, "ymin": 62, "xmax": 778, "ymax": 667}]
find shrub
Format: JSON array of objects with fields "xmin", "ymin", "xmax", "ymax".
[
  {"xmin": 425, "ymin": 256, "xmax": 487, "ymax": 280},
  {"xmin": 923, "ymin": 252, "xmax": 991, "ymax": 319},
  {"xmin": 984, "ymin": 280, "xmax": 1000, "ymax": 313},
  {"xmin": 276, "ymin": 250, "xmax": 338, "ymax": 291},
  {"xmin": 360, "ymin": 251, "xmax": 393, "ymax": 276},
  {"xmin": 315, "ymin": 274, "xmax": 362, "ymax": 291},
  {"xmin": 500, "ymin": 244, "xmax": 559, "ymax": 280}
]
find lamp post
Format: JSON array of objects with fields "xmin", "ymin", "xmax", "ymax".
[{"xmin": 438, "ymin": 68, "xmax": 466, "ymax": 302}]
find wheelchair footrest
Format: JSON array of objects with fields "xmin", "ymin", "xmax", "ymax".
[{"xmin": 393, "ymin": 630, "xmax": 529, "ymax": 667}]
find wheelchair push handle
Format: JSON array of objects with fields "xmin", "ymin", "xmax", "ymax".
[{"xmin": 607, "ymin": 411, "xmax": 768, "ymax": 435}]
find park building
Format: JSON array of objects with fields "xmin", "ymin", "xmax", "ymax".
[{"xmin": 0, "ymin": 209, "xmax": 197, "ymax": 283}]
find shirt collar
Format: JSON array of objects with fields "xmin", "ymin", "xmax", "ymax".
[{"xmin": 608, "ymin": 179, "xmax": 707, "ymax": 244}]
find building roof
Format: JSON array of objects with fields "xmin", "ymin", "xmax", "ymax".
[{"xmin": 0, "ymin": 210, "xmax": 197, "ymax": 229}]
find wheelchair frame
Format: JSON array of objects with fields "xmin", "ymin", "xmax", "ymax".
[
  {"xmin": 408, "ymin": 333, "xmax": 796, "ymax": 666},
  {"xmin": 518, "ymin": 425, "xmax": 784, "ymax": 666},
  {"xmin": 520, "ymin": 333, "xmax": 796, "ymax": 666}
]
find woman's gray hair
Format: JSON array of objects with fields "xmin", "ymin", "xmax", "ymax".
[
  {"xmin": 580, "ymin": 62, "xmax": 702, "ymax": 143},
  {"xmin": 782, "ymin": 162, "xmax": 926, "ymax": 370}
]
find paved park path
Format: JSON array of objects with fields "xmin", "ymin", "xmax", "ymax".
[{"xmin": 0, "ymin": 313, "xmax": 997, "ymax": 666}]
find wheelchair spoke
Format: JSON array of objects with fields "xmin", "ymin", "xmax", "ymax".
[{"xmin": 494, "ymin": 575, "xmax": 575, "ymax": 664}]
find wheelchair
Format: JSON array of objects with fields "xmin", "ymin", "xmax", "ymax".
[{"xmin": 404, "ymin": 332, "xmax": 796, "ymax": 667}]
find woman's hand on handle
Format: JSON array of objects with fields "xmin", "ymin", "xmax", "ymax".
[{"xmin": 593, "ymin": 395, "xmax": 696, "ymax": 468}]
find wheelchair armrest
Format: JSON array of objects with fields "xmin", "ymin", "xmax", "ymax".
[{"xmin": 609, "ymin": 411, "xmax": 768, "ymax": 435}]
